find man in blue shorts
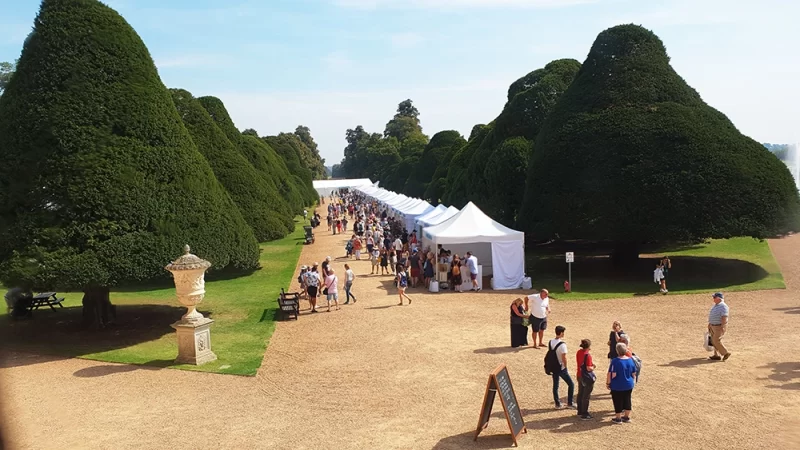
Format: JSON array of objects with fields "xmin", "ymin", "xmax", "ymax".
[{"xmin": 525, "ymin": 289, "xmax": 551, "ymax": 348}]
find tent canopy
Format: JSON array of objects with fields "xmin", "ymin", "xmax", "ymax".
[
  {"xmin": 418, "ymin": 205, "xmax": 459, "ymax": 227},
  {"xmin": 423, "ymin": 202, "xmax": 524, "ymax": 244},
  {"xmin": 313, "ymin": 178, "xmax": 373, "ymax": 197},
  {"xmin": 422, "ymin": 202, "xmax": 525, "ymax": 290},
  {"xmin": 416, "ymin": 204, "xmax": 447, "ymax": 224}
]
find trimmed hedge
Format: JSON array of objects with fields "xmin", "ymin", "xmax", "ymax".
[
  {"xmin": 441, "ymin": 59, "xmax": 580, "ymax": 224},
  {"xmin": 519, "ymin": 24, "xmax": 800, "ymax": 243},
  {"xmin": 197, "ymin": 96, "xmax": 296, "ymax": 233},
  {"xmin": 0, "ymin": 0, "xmax": 259, "ymax": 290},
  {"xmin": 171, "ymin": 89, "xmax": 291, "ymax": 241},
  {"xmin": 405, "ymin": 130, "xmax": 466, "ymax": 200}
]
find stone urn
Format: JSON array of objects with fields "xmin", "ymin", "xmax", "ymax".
[{"xmin": 165, "ymin": 245, "xmax": 217, "ymax": 365}]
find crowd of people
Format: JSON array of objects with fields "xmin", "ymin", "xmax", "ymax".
[
  {"xmin": 296, "ymin": 190, "xmax": 484, "ymax": 311},
  {"xmin": 510, "ymin": 289, "xmax": 731, "ymax": 423},
  {"xmin": 297, "ymin": 190, "xmax": 734, "ymax": 425}
]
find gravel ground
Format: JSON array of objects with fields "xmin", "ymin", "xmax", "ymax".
[{"xmin": 2, "ymin": 217, "xmax": 799, "ymax": 450}]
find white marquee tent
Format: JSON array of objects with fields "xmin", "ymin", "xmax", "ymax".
[
  {"xmin": 416, "ymin": 205, "xmax": 459, "ymax": 236},
  {"xmin": 422, "ymin": 202, "xmax": 525, "ymax": 290},
  {"xmin": 354, "ymin": 186, "xmax": 433, "ymax": 231},
  {"xmin": 313, "ymin": 178, "xmax": 373, "ymax": 197},
  {"xmin": 416, "ymin": 204, "xmax": 447, "ymax": 224}
]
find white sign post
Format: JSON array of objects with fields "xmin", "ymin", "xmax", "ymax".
[{"xmin": 565, "ymin": 252, "xmax": 574, "ymax": 291}]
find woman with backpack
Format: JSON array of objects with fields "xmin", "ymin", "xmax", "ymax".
[{"xmin": 396, "ymin": 265, "xmax": 413, "ymax": 305}]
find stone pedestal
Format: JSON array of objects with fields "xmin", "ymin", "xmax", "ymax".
[{"xmin": 171, "ymin": 317, "xmax": 217, "ymax": 365}]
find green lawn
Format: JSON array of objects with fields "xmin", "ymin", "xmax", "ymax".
[
  {"xmin": 527, "ymin": 237, "xmax": 784, "ymax": 300},
  {"xmin": 0, "ymin": 217, "xmax": 308, "ymax": 376}
]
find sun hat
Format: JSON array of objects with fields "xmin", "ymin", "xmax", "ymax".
[
  {"xmin": 713, "ymin": 292, "xmax": 724, "ymax": 300},
  {"xmin": 326, "ymin": 256, "xmax": 331, "ymax": 261}
]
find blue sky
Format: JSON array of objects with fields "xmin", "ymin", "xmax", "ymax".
[{"xmin": 2, "ymin": 0, "xmax": 798, "ymax": 164}]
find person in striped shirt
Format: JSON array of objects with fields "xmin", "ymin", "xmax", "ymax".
[{"xmin": 708, "ymin": 292, "xmax": 731, "ymax": 361}]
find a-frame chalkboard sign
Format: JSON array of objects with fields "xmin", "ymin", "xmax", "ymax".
[{"xmin": 474, "ymin": 364, "xmax": 527, "ymax": 446}]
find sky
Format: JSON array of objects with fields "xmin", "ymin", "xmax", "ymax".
[{"xmin": 1, "ymin": 0, "xmax": 799, "ymax": 165}]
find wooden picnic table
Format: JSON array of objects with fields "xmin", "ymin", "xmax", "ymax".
[{"xmin": 29, "ymin": 292, "xmax": 65, "ymax": 311}]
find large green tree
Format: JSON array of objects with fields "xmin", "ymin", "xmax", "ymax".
[
  {"xmin": 0, "ymin": 0, "xmax": 259, "ymax": 328},
  {"xmin": 263, "ymin": 133, "xmax": 320, "ymax": 206},
  {"xmin": 442, "ymin": 59, "xmax": 581, "ymax": 225},
  {"xmin": 198, "ymin": 96, "xmax": 297, "ymax": 232},
  {"xmin": 294, "ymin": 125, "xmax": 327, "ymax": 179},
  {"xmin": 519, "ymin": 24, "xmax": 800, "ymax": 257},
  {"xmin": 170, "ymin": 89, "xmax": 291, "ymax": 241},
  {"xmin": 405, "ymin": 130, "xmax": 466, "ymax": 200}
]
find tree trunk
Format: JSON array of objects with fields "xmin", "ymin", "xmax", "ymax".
[
  {"xmin": 610, "ymin": 242, "xmax": 641, "ymax": 267},
  {"xmin": 82, "ymin": 286, "xmax": 116, "ymax": 330}
]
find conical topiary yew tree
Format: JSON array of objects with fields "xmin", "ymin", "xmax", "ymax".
[
  {"xmin": 519, "ymin": 24, "xmax": 800, "ymax": 256},
  {"xmin": 0, "ymin": 0, "xmax": 259, "ymax": 327},
  {"xmin": 171, "ymin": 89, "xmax": 290, "ymax": 241},
  {"xmin": 198, "ymin": 96, "xmax": 297, "ymax": 233},
  {"xmin": 404, "ymin": 130, "xmax": 466, "ymax": 200},
  {"xmin": 441, "ymin": 59, "xmax": 580, "ymax": 224}
]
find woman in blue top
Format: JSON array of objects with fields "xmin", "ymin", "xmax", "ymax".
[{"xmin": 606, "ymin": 342, "xmax": 636, "ymax": 424}]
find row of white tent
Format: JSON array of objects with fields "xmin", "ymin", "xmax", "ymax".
[{"xmin": 353, "ymin": 185, "xmax": 526, "ymax": 290}]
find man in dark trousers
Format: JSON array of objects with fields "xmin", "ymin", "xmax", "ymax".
[{"xmin": 548, "ymin": 325, "xmax": 576, "ymax": 409}]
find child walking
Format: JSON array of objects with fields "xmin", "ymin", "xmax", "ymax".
[{"xmin": 371, "ymin": 247, "xmax": 380, "ymax": 274}]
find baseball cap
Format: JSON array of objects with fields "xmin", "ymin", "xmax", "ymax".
[{"xmin": 713, "ymin": 292, "xmax": 724, "ymax": 300}]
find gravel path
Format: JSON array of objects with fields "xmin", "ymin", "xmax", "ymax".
[{"xmin": 2, "ymin": 218, "xmax": 799, "ymax": 449}]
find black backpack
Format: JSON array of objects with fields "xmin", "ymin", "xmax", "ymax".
[{"xmin": 544, "ymin": 341, "xmax": 565, "ymax": 375}]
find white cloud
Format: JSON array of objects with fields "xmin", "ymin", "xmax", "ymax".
[
  {"xmin": 390, "ymin": 32, "xmax": 425, "ymax": 49},
  {"xmin": 335, "ymin": 0, "xmax": 599, "ymax": 10}
]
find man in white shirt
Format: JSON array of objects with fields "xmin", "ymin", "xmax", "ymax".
[
  {"xmin": 465, "ymin": 252, "xmax": 480, "ymax": 291},
  {"xmin": 525, "ymin": 289, "xmax": 551, "ymax": 348},
  {"xmin": 394, "ymin": 237, "xmax": 403, "ymax": 252},
  {"xmin": 549, "ymin": 325, "xmax": 575, "ymax": 409}
]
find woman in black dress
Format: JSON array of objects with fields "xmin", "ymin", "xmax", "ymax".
[{"xmin": 510, "ymin": 298, "xmax": 530, "ymax": 348}]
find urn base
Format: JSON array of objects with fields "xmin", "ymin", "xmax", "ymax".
[{"xmin": 171, "ymin": 317, "xmax": 217, "ymax": 365}]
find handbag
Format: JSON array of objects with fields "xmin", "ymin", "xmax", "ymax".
[
  {"xmin": 703, "ymin": 332, "xmax": 714, "ymax": 352},
  {"xmin": 581, "ymin": 353, "xmax": 596, "ymax": 383},
  {"xmin": 522, "ymin": 317, "xmax": 530, "ymax": 327}
]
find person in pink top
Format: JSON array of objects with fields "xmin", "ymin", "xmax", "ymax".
[{"xmin": 324, "ymin": 268, "xmax": 340, "ymax": 312}]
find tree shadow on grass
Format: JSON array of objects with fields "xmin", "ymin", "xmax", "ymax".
[
  {"xmin": 759, "ymin": 362, "xmax": 800, "ymax": 390},
  {"xmin": 526, "ymin": 255, "xmax": 769, "ymax": 294},
  {"xmin": 0, "ymin": 304, "xmax": 205, "ymax": 369}
]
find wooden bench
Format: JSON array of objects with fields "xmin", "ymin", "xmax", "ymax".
[{"xmin": 278, "ymin": 289, "xmax": 300, "ymax": 320}]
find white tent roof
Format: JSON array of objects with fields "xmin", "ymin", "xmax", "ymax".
[
  {"xmin": 416, "ymin": 204, "xmax": 447, "ymax": 223},
  {"xmin": 419, "ymin": 205, "xmax": 460, "ymax": 227},
  {"xmin": 313, "ymin": 178, "xmax": 373, "ymax": 192},
  {"xmin": 423, "ymin": 202, "xmax": 524, "ymax": 244}
]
